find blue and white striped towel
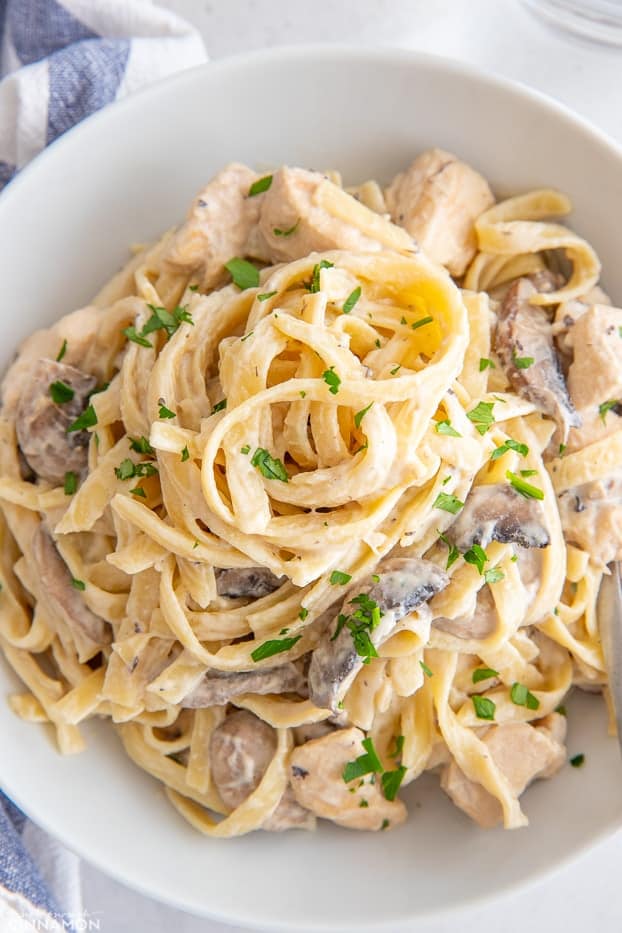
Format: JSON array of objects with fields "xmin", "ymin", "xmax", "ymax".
[{"xmin": 0, "ymin": 2, "xmax": 206, "ymax": 929}]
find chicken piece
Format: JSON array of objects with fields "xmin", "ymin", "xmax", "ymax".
[
  {"xmin": 308, "ymin": 558, "xmax": 448, "ymax": 711},
  {"xmin": 384, "ymin": 148, "xmax": 494, "ymax": 276},
  {"xmin": 258, "ymin": 166, "xmax": 411, "ymax": 263},
  {"xmin": 558, "ymin": 475, "xmax": 622, "ymax": 565},
  {"xmin": 182, "ymin": 662, "xmax": 304, "ymax": 708},
  {"xmin": 214, "ymin": 566, "xmax": 285, "ymax": 599},
  {"xmin": 496, "ymin": 278, "xmax": 580, "ymax": 445},
  {"xmin": 567, "ymin": 306, "xmax": 622, "ymax": 410},
  {"xmin": 440, "ymin": 717, "xmax": 566, "ymax": 828},
  {"xmin": 446, "ymin": 483, "xmax": 550, "ymax": 551},
  {"xmin": 435, "ymin": 584, "xmax": 498, "ymax": 640},
  {"xmin": 32, "ymin": 525, "xmax": 110, "ymax": 661},
  {"xmin": 14, "ymin": 358, "xmax": 97, "ymax": 486},
  {"xmin": 553, "ymin": 286, "xmax": 612, "ymax": 357},
  {"xmin": 289, "ymin": 727, "xmax": 407, "ymax": 830},
  {"xmin": 164, "ymin": 163, "xmax": 263, "ymax": 289},
  {"xmin": 210, "ymin": 710, "xmax": 313, "ymax": 831}
]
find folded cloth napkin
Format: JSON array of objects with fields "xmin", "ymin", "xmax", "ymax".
[
  {"xmin": 0, "ymin": 0, "xmax": 207, "ymax": 190},
  {"xmin": 0, "ymin": 2, "xmax": 206, "ymax": 928}
]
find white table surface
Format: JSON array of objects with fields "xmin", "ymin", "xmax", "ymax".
[{"xmin": 80, "ymin": 1, "xmax": 622, "ymax": 930}]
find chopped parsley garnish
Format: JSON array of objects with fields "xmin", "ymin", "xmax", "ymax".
[
  {"xmin": 400, "ymin": 316, "xmax": 408, "ymax": 325},
  {"xmin": 435, "ymin": 420, "xmax": 461, "ymax": 437},
  {"xmin": 513, "ymin": 354, "xmax": 535, "ymax": 369},
  {"xmin": 371, "ymin": 574, "xmax": 380, "ymax": 583},
  {"xmin": 188, "ymin": 284, "xmax": 199, "ymax": 292},
  {"xmin": 438, "ymin": 531, "xmax": 460, "ymax": 569},
  {"xmin": 225, "ymin": 257, "xmax": 260, "ymax": 290},
  {"xmin": 343, "ymin": 286, "xmax": 361, "ymax": 313},
  {"xmin": 412, "ymin": 315, "xmax": 433, "ymax": 330},
  {"xmin": 374, "ymin": 339, "xmax": 381, "ymax": 348},
  {"xmin": 510, "ymin": 682, "xmax": 540, "ymax": 709},
  {"xmin": 115, "ymin": 458, "xmax": 136, "ymax": 481},
  {"xmin": 463, "ymin": 543, "xmax": 488, "ymax": 575},
  {"xmin": 472, "ymin": 667, "xmax": 499, "ymax": 684},
  {"xmin": 520, "ymin": 469, "xmax": 537, "ymax": 478},
  {"xmin": 490, "ymin": 438, "xmax": 529, "ymax": 460},
  {"xmin": 143, "ymin": 303, "xmax": 194, "ymax": 339},
  {"xmin": 299, "ymin": 390, "xmax": 306, "ymax": 398},
  {"xmin": 257, "ymin": 291, "xmax": 277, "ymax": 302},
  {"xmin": 63, "ymin": 471, "xmax": 78, "ymax": 495},
  {"xmin": 67, "ymin": 403, "xmax": 97, "ymax": 433},
  {"xmin": 433, "ymin": 492, "xmax": 464, "ymax": 514},
  {"xmin": 211, "ymin": 398, "xmax": 227, "ymax": 413},
  {"xmin": 570, "ymin": 753, "xmax": 584, "ymax": 767},
  {"xmin": 599, "ymin": 399, "xmax": 620, "ymax": 422},
  {"xmin": 506, "ymin": 470, "xmax": 544, "ymax": 500},
  {"xmin": 484, "ymin": 567, "xmax": 505, "ymax": 584},
  {"xmin": 307, "ymin": 259, "xmax": 334, "ymax": 293},
  {"xmin": 240, "ymin": 331, "xmax": 254, "ymax": 342},
  {"xmin": 251, "ymin": 447, "xmax": 288, "ymax": 482},
  {"xmin": 49, "ymin": 380, "xmax": 74, "ymax": 404},
  {"xmin": 273, "ymin": 218, "xmax": 300, "ymax": 237},
  {"xmin": 381, "ymin": 766, "xmax": 407, "ymax": 801},
  {"xmin": 555, "ymin": 704, "xmax": 567, "ymax": 716},
  {"xmin": 359, "ymin": 798, "xmax": 369, "ymax": 807},
  {"xmin": 251, "ymin": 634, "xmax": 302, "ymax": 662},
  {"xmin": 298, "ymin": 607, "xmax": 309, "ymax": 621},
  {"xmin": 479, "ymin": 357, "xmax": 495, "ymax": 371},
  {"xmin": 123, "ymin": 325, "xmax": 152, "ymax": 348},
  {"xmin": 71, "ymin": 577, "xmax": 85, "ymax": 591},
  {"xmin": 420, "ymin": 660, "xmax": 433, "ymax": 678},
  {"xmin": 472, "ymin": 695, "xmax": 496, "ymax": 720},
  {"xmin": 240, "ymin": 444, "xmax": 251, "ymax": 455},
  {"xmin": 248, "ymin": 174, "xmax": 273, "ymax": 196},
  {"xmin": 343, "ymin": 737, "xmax": 383, "ymax": 783},
  {"xmin": 559, "ymin": 444, "xmax": 567, "ymax": 456},
  {"xmin": 322, "ymin": 367, "xmax": 341, "ymax": 395},
  {"xmin": 354, "ymin": 402, "xmax": 373, "ymax": 429},
  {"xmin": 389, "ymin": 735, "xmax": 404, "ymax": 759},
  {"xmin": 129, "ymin": 436, "xmax": 154, "ymax": 455},
  {"xmin": 158, "ymin": 403, "xmax": 175, "ymax": 419},
  {"xmin": 330, "ymin": 570, "xmax": 352, "ymax": 585},
  {"xmin": 56, "ymin": 339, "xmax": 68, "ymax": 362},
  {"xmin": 467, "ymin": 401, "xmax": 495, "ymax": 435},
  {"xmin": 381, "ymin": 819, "xmax": 390, "ymax": 830},
  {"xmin": 390, "ymin": 364, "xmax": 401, "ymax": 375},
  {"xmin": 181, "ymin": 446, "xmax": 190, "ymax": 462}
]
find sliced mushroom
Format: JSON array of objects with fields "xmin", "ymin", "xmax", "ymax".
[
  {"xmin": 308, "ymin": 558, "xmax": 448, "ymax": 711},
  {"xmin": 209, "ymin": 710, "xmax": 314, "ymax": 831},
  {"xmin": 182, "ymin": 662, "xmax": 304, "ymax": 708},
  {"xmin": 289, "ymin": 727, "xmax": 407, "ymax": 830},
  {"xmin": 496, "ymin": 278, "xmax": 580, "ymax": 444},
  {"xmin": 384, "ymin": 148, "xmax": 494, "ymax": 276},
  {"xmin": 446, "ymin": 483, "xmax": 550, "ymax": 551},
  {"xmin": 440, "ymin": 717, "xmax": 566, "ymax": 828},
  {"xmin": 15, "ymin": 359, "xmax": 97, "ymax": 486},
  {"xmin": 32, "ymin": 525, "xmax": 110, "ymax": 661},
  {"xmin": 214, "ymin": 566, "xmax": 285, "ymax": 599}
]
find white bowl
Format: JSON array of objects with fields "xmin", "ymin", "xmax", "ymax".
[{"xmin": 1, "ymin": 46, "xmax": 622, "ymax": 932}]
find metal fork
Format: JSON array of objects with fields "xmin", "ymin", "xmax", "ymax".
[{"xmin": 597, "ymin": 562, "xmax": 622, "ymax": 751}]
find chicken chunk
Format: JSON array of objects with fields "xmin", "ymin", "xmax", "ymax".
[
  {"xmin": 214, "ymin": 567, "xmax": 285, "ymax": 599},
  {"xmin": 440, "ymin": 717, "xmax": 566, "ymax": 828},
  {"xmin": 435, "ymin": 584, "xmax": 498, "ymax": 640},
  {"xmin": 385, "ymin": 148, "xmax": 494, "ymax": 276},
  {"xmin": 182, "ymin": 662, "xmax": 304, "ymax": 708},
  {"xmin": 446, "ymin": 483, "xmax": 550, "ymax": 551},
  {"xmin": 209, "ymin": 710, "xmax": 313, "ymax": 831},
  {"xmin": 496, "ymin": 278, "xmax": 580, "ymax": 445},
  {"xmin": 15, "ymin": 359, "xmax": 97, "ymax": 486},
  {"xmin": 567, "ymin": 305, "xmax": 622, "ymax": 410},
  {"xmin": 32, "ymin": 525, "xmax": 110, "ymax": 661},
  {"xmin": 289, "ymin": 727, "xmax": 407, "ymax": 830},
  {"xmin": 558, "ymin": 475, "xmax": 622, "ymax": 565},
  {"xmin": 308, "ymin": 558, "xmax": 448, "ymax": 711}
]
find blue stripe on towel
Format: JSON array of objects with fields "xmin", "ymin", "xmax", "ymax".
[{"xmin": 8, "ymin": 0, "xmax": 98, "ymax": 66}]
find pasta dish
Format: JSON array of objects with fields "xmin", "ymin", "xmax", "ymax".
[{"xmin": 1, "ymin": 149, "xmax": 618, "ymax": 835}]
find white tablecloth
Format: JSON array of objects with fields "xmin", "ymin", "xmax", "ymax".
[{"xmin": 81, "ymin": 1, "xmax": 622, "ymax": 929}]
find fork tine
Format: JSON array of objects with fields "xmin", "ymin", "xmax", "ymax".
[{"xmin": 597, "ymin": 562, "xmax": 622, "ymax": 752}]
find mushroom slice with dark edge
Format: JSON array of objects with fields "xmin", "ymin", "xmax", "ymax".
[
  {"xmin": 15, "ymin": 358, "xmax": 97, "ymax": 486},
  {"xmin": 495, "ymin": 278, "xmax": 580, "ymax": 445},
  {"xmin": 214, "ymin": 567, "xmax": 285, "ymax": 599},
  {"xmin": 32, "ymin": 525, "xmax": 110, "ymax": 662},
  {"xmin": 445, "ymin": 484, "xmax": 550, "ymax": 551},
  {"xmin": 209, "ymin": 710, "xmax": 314, "ymax": 831},
  {"xmin": 308, "ymin": 557, "xmax": 448, "ymax": 712},
  {"xmin": 182, "ymin": 662, "xmax": 304, "ymax": 708}
]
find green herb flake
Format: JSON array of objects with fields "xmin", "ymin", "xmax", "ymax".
[
  {"xmin": 115, "ymin": 458, "xmax": 136, "ymax": 481},
  {"xmin": 188, "ymin": 284, "xmax": 199, "ymax": 292},
  {"xmin": 63, "ymin": 471, "xmax": 78, "ymax": 495},
  {"xmin": 479, "ymin": 357, "xmax": 495, "ymax": 371},
  {"xmin": 467, "ymin": 401, "xmax": 496, "ymax": 435},
  {"xmin": 490, "ymin": 438, "xmax": 529, "ymax": 461},
  {"xmin": 71, "ymin": 577, "xmax": 86, "ymax": 591},
  {"xmin": 389, "ymin": 735, "xmax": 405, "ymax": 759},
  {"xmin": 570, "ymin": 753, "xmax": 585, "ymax": 768},
  {"xmin": 211, "ymin": 398, "xmax": 227, "ymax": 413},
  {"xmin": 381, "ymin": 765, "xmax": 407, "ymax": 801},
  {"xmin": 56, "ymin": 339, "xmax": 68, "ymax": 362},
  {"xmin": 472, "ymin": 667, "xmax": 499, "ymax": 684},
  {"xmin": 240, "ymin": 331, "xmax": 254, "ymax": 342},
  {"xmin": 130, "ymin": 485, "xmax": 147, "ymax": 498},
  {"xmin": 464, "ymin": 543, "xmax": 488, "ymax": 575},
  {"xmin": 158, "ymin": 403, "xmax": 176, "ymax": 420},
  {"xmin": 371, "ymin": 574, "xmax": 380, "ymax": 584},
  {"xmin": 330, "ymin": 570, "xmax": 352, "ymax": 586},
  {"xmin": 257, "ymin": 290, "xmax": 278, "ymax": 302},
  {"xmin": 484, "ymin": 567, "xmax": 505, "ymax": 584},
  {"xmin": 251, "ymin": 447, "xmax": 289, "ymax": 482},
  {"xmin": 298, "ymin": 607, "xmax": 309, "ymax": 621},
  {"xmin": 225, "ymin": 257, "xmax": 260, "ymax": 290},
  {"xmin": 472, "ymin": 695, "xmax": 496, "ymax": 720},
  {"xmin": 520, "ymin": 469, "xmax": 538, "ymax": 477},
  {"xmin": 307, "ymin": 259, "xmax": 334, "ymax": 293},
  {"xmin": 420, "ymin": 660, "xmax": 433, "ymax": 678},
  {"xmin": 49, "ymin": 380, "xmax": 74, "ymax": 404},
  {"xmin": 433, "ymin": 492, "xmax": 464, "ymax": 515},
  {"xmin": 438, "ymin": 531, "xmax": 460, "ymax": 569},
  {"xmin": 375, "ymin": 339, "xmax": 381, "ymax": 349},
  {"xmin": 599, "ymin": 399, "xmax": 620, "ymax": 422},
  {"xmin": 123, "ymin": 325, "xmax": 153, "ymax": 348},
  {"xmin": 181, "ymin": 446, "xmax": 190, "ymax": 462},
  {"xmin": 390, "ymin": 364, "xmax": 401, "ymax": 375},
  {"xmin": 354, "ymin": 402, "xmax": 373, "ymax": 429},
  {"xmin": 381, "ymin": 819, "xmax": 390, "ymax": 830},
  {"xmin": 559, "ymin": 443, "xmax": 567, "ymax": 456},
  {"xmin": 251, "ymin": 634, "xmax": 302, "ymax": 662},
  {"xmin": 248, "ymin": 174, "xmax": 273, "ymax": 197},
  {"xmin": 556, "ymin": 704, "xmax": 567, "ymax": 716},
  {"xmin": 67, "ymin": 404, "xmax": 97, "ymax": 433},
  {"xmin": 506, "ymin": 470, "xmax": 544, "ymax": 500},
  {"xmin": 435, "ymin": 420, "xmax": 461, "ymax": 438},
  {"xmin": 513, "ymin": 354, "xmax": 535, "ymax": 369},
  {"xmin": 273, "ymin": 218, "xmax": 300, "ymax": 237},
  {"xmin": 412, "ymin": 315, "xmax": 433, "ymax": 330},
  {"xmin": 129, "ymin": 436, "xmax": 154, "ymax": 455},
  {"xmin": 510, "ymin": 682, "xmax": 540, "ymax": 710},
  {"xmin": 299, "ymin": 390, "xmax": 306, "ymax": 398},
  {"xmin": 322, "ymin": 367, "xmax": 341, "ymax": 395},
  {"xmin": 342, "ymin": 736, "xmax": 383, "ymax": 783},
  {"xmin": 400, "ymin": 316, "xmax": 408, "ymax": 325},
  {"xmin": 343, "ymin": 286, "xmax": 361, "ymax": 313}
]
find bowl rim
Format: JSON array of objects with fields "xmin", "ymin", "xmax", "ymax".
[{"xmin": 1, "ymin": 43, "xmax": 622, "ymax": 931}]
